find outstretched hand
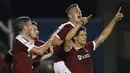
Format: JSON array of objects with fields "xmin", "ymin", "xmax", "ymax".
[
  {"xmin": 80, "ymin": 14, "xmax": 92, "ymax": 25},
  {"xmin": 114, "ymin": 7, "xmax": 124, "ymax": 21}
]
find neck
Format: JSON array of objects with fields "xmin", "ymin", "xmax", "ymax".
[
  {"xmin": 19, "ymin": 31, "xmax": 29, "ymax": 40},
  {"xmin": 69, "ymin": 19, "xmax": 78, "ymax": 26},
  {"xmin": 28, "ymin": 38, "xmax": 35, "ymax": 44},
  {"xmin": 74, "ymin": 41, "xmax": 84, "ymax": 49},
  {"xmin": 19, "ymin": 31, "xmax": 35, "ymax": 44}
]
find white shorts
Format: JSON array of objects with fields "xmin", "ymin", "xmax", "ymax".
[{"xmin": 53, "ymin": 61, "xmax": 71, "ymax": 73}]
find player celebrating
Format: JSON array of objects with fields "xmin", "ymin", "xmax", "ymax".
[
  {"xmin": 53, "ymin": 4, "xmax": 91, "ymax": 73},
  {"xmin": 64, "ymin": 7, "xmax": 123, "ymax": 73},
  {"xmin": 12, "ymin": 16, "xmax": 54, "ymax": 73}
]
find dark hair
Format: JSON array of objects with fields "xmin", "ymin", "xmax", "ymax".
[
  {"xmin": 76, "ymin": 26, "xmax": 86, "ymax": 36},
  {"xmin": 15, "ymin": 16, "xmax": 30, "ymax": 32},
  {"xmin": 72, "ymin": 26, "xmax": 86, "ymax": 42},
  {"xmin": 66, "ymin": 3, "xmax": 78, "ymax": 14},
  {"xmin": 32, "ymin": 21, "xmax": 37, "ymax": 26}
]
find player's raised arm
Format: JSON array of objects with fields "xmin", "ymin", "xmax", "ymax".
[
  {"xmin": 40, "ymin": 45, "xmax": 54, "ymax": 60},
  {"xmin": 94, "ymin": 7, "xmax": 123, "ymax": 48},
  {"xmin": 32, "ymin": 45, "xmax": 54, "ymax": 63},
  {"xmin": 29, "ymin": 33, "xmax": 55, "ymax": 56},
  {"xmin": 64, "ymin": 15, "xmax": 92, "ymax": 52}
]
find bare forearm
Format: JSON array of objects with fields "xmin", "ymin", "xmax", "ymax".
[
  {"xmin": 65, "ymin": 24, "xmax": 82, "ymax": 41},
  {"xmin": 30, "ymin": 39, "xmax": 52, "ymax": 55},
  {"xmin": 33, "ymin": 52, "xmax": 53, "ymax": 63},
  {"xmin": 102, "ymin": 18, "xmax": 117, "ymax": 37},
  {"xmin": 38, "ymin": 40, "xmax": 52, "ymax": 55},
  {"xmin": 40, "ymin": 53, "xmax": 53, "ymax": 61},
  {"xmin": 100, "ymin": 7, "xmax": 123, "ymax": 40},
  {"xmin": 95, "ymin": 7, "xmax": 123, "ymax": 48},
  {"xmin": 52, "ymin": 36, "xmax": 63, "ymax": 46},
  {"xmin": 64, "ymin": 24, "xmax": 82, "ymax": 51},
  {"xmin": 95, "ymin": 18, "xmax": 118, "ymax": 47},
  {"xmin": 40, "ymin": 45, "xmax": 53, "ymax": 60},
  {"xmin": 30, "ymin": 33, "xmax": 55, "ymax": 55}
]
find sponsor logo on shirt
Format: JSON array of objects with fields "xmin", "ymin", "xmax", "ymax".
[{"xmin": 77, "ymin": 54, "xmax": 90, "ymax": 60}]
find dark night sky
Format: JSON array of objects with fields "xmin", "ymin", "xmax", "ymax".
[
  {"xmin": 11, "ymin": 0, "xmax": 97, "ymax": 18},
  {"xmin": 0, "ymin": 0, "xmax": 97, "ymax": 19}
]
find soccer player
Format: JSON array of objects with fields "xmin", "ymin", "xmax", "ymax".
[
  {"xmin": 30, "ymin": 21, "xmax": 54, "ymax": 73},
  {"xmin": 5, "ymin": 21, "xmax": 54, "ymax": 73},
  {"xmin": 31, "ymin": 21, "xmax": 54, "ymax": 62},
  {"xmin": 64, "ymin": 7, "xmax": 123, "ymax": 73},
  {"xmin": 53, "ymin": 4, "xmax": 91, "ymax": 73},
  {"xmin": 12, "ymin": 16, "xmax": 54, "ymax": 73},
  {"xmin": 4, "ymin": 20, "xmax": 54, "ymax": 73}
]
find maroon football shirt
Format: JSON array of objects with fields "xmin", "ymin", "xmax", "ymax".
[
  {"xmin": 12, "ymin": 35, "xmax": 39, "ymax": 73},
  {"xmin": 54, "ymin": 21, "xmax": 75, "ymax": 62},
  {"xmin": 65, "ymin": 42, "xmax": 95, "ymax": 73},
  {"xmin": 32, "ymin": 40, "xmax": 45, "ymax": 73},
  {"xmin": 12, "ymin": 39, "xmax": 33, "ymax": 73}
]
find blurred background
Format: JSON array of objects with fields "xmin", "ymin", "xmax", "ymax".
[{"xmin": 0, "ymin": 0, "xmax": 130, "ymax": 73}]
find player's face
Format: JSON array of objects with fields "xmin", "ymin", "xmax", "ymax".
[
  {"xmin": 74, "ymin": 30, "xmax": 87, "ymax": 45},
  {"xmin": 29, "ymin": 25, "xmax": 39, "ymax": 40},
  {"xmin": 71, "ymin": 7, "xmax": 82, "ymax": 22}
]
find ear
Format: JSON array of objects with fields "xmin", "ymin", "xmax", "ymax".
[
  {"xmin": 23, "ymin": 26, "xmax": 28, "ymax": 31},
  {"xmin": 68, "ymin": 14, "xmax": 72, "ymax": 19}
]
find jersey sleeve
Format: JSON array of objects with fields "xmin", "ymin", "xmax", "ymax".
[
  {"xmin": 55, "ymin": 24, "xmax": 73, "ymax": 40},
  {"xmin": 27, "ymin": 40, "xmax": 45, "ymax": 51},
  {"xmin": 85, "ymin": 41, "xmax": 96, "ymax": 52},
  {"xmin": 34, "ymin": 40, "xmax": 45, "ymax": 46},
  {"xmin": 34, "ymin": 40, "xmax": 49, "ymax": 53},
  {"xmin": 15, "ymin": 35, "xmax": 34, "ymax": 52},
  {"xmin": 17, "ymin": 39, "xmax": 34, "ymax": 52},
  {"xmin": 26, "ymin": 43, "xmax": 34, "ymax": 52}
]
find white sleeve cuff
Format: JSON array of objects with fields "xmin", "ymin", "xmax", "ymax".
[
  {"xmin": 92, "ymin": 41, "xmax": 96, "ymax": 50},
  {"xmin": 55, "ymin": 34, "xmax": 61, "ymax": 39},
  {"xmin": 27, "ymin": 44, "xmax": 34, "ymax": 52}
]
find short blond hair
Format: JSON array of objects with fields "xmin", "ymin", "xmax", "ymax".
[{"xmin": 66, "ymin": 3, "xmax": 78, "ymax": 14}]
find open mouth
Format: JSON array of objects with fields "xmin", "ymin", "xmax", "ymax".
[
  {"xmin": 78, "ymin": 16, "xmax": 82, "ymax": 18},
  {"xmin": 83, "ymin": 40, "xmax": 86, "ymax": 42}
]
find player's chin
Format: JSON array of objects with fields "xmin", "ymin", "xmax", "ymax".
[
  {"xmin": 34, "ymin": 37, "xmax": 39, "ymax": 41},
  {"xmin": 82, "ymin": 41, "xmax": 86, "ymax": 44}
]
